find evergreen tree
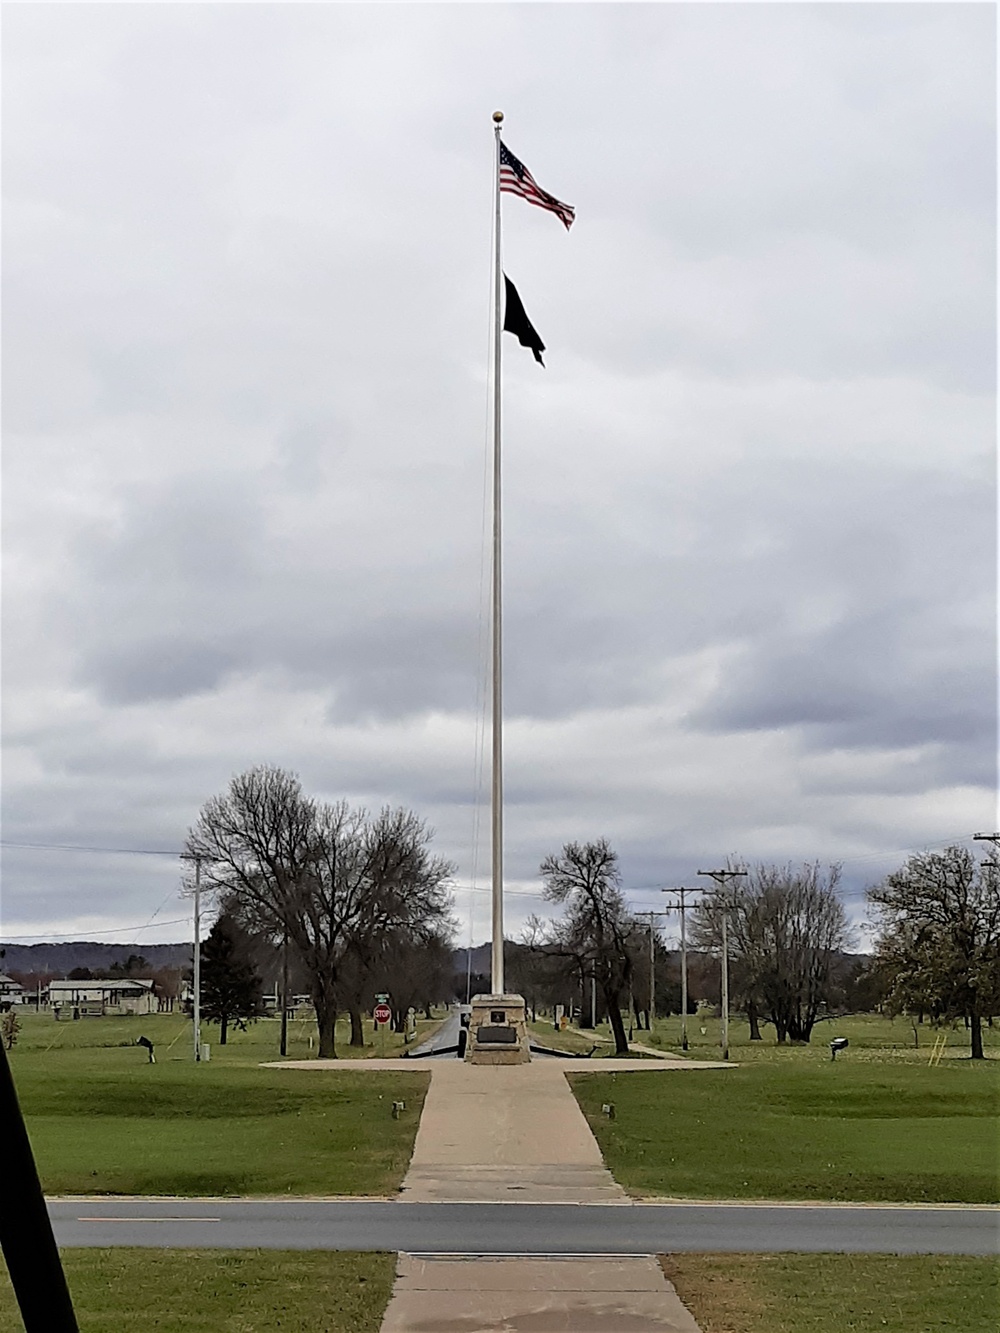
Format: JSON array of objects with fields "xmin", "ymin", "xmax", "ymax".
[{"xmin": 200, "ymin": 916, "xmax": 265, "ymax": 1044}]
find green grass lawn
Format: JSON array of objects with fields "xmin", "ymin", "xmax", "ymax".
[
  {"xmin": 6, "ymin": 1005, "xmax": 445, "ymax": 1064},
  {"xmin": 540, "ymin": 1010, "xmax": 1000, "ymax": 1064},
  {"xmin": 662, "ymin": 1254, "xmax": 1000, "ymax": 1333},
  {"xmin": 527, "ymin": 1020, "xmax": 659, "ymax": 1057},
  {"xmin": 8, "ymin": 1012, "xmax": 429, "ymax": 1196},
  {"xmin": 570, "ymin": 1059, "xmax": 1000, "ymax": 1202},
  {"xmin": 0, "ymin": 1250, "xmax": 395, "ymax": 1333}
]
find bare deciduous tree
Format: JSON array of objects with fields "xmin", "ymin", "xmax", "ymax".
[
  {"xmin": 185, "ymin": 766, "xmax": 454, "ymax": 1058},
  {"xmin": 692, "ymin": 862, "xmax": 849, "ymax": 1043},
  {"xmin": 538, "ymin": 839, "xmax": 639, "ymax": 1055}
]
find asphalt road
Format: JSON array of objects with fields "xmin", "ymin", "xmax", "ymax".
[
  {"xmin": 406, "ymin": 1009, "xmax": 463, "ymax": 1057},
  {"xmin": 50, "ymin": 1199, "xmax": 998, "ymax": 1255}
]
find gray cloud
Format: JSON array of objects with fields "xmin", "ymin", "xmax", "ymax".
[{"xmin": 2, "ymin": 3, "xmax": 994, "ymax": 943}]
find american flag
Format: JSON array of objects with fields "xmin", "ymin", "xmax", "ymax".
[{"xmin": 499, "ymin": 141, "xmax": 575, "ymax": 230}]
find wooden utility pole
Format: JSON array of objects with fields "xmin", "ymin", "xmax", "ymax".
[
  {"xmin": 696, "ymin": 869, "xmax": 747, "ymax": 1061},
  {"xmin": 660, "ymin": 889, "xmax": 698, "ymax": 1051},
  {"xmin": 640, "ymin": 911, "xmax": 670, "ymax": 1031}
]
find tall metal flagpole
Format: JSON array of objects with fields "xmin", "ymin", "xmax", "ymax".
[{"xmin": 490, "ymin": 109, "xmax": 505, "ymax": 996}]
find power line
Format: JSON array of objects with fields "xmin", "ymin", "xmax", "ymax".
[{"xmin": 0, "ymin": 841, "xmax": 181, "ymax": 858}]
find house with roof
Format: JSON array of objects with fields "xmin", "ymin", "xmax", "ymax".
[
  {"xmin": 0, "ymin": 975, "xmax": 25, "ymax": 1009},
  {"xmin": 49, "ymin": 978, "xmax": 157, "ymax": 1017}
]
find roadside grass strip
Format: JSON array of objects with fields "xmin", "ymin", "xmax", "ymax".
[
  {"xmin": 0, "ymin": 1250, "xmax": 395, "ymax": 1333},
  {"xmin": 570, "ymin": 1061, "xmax": 1000, "ymax": 1203},
  {"xmin": 661, "ymin": 1253, "xmax": 1000, "ymax": 1333},
  {"xmin": 8, "ymin": 1010, "xmax": 431, "ymax": 1195},
  {"xmin": 15, "ymin": 1059, "xmax": 428, "ymax": 1196}
]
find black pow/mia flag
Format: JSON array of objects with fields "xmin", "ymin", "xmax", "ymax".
[{"xmin": 503, "ymin": 274, "xmax": 546, "ymax": 366}]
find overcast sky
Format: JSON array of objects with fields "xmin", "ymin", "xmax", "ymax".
[{"xmin": 2, "ymin": 3, "xmax": 995, "ymax": 952}]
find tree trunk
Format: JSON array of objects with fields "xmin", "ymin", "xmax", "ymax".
[
  {"xmin": 578, "ymin": 978, "xmax": 594, "ymax": 1029},
  {"xmin": 970, "ymin": 1011, "xmax": 984, "ymax": 1060},
  {"xmin": 747, "ymin": 1001, "xmax": 762, "ymax": 1041},
  {"xmin": 220, "ymin": 1014, "xmax": 228, "ymax": 1046},
  {"xmin": 313, "ymin": 987, "xmax": 337, "ymax": 1058},
  {"xmin": 348, "ymin": 1004, "xmax": 365, "ymax": 1047},
  {"xmin": 605, "ymin": 992, "xmax": 629, "ymax": 1055}
]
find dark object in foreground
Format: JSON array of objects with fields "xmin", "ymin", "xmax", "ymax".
[
  {"xmin": 0, "ymin": 1042, "xmax": 79, "ymax": 1331},
  {"xmin": 830, "ymin": 1037, "xmax": 849, "ymax": 1061},
  {"xmin": 137, "ymin": 1035, "xmax": 155, "ymax": 1063}
]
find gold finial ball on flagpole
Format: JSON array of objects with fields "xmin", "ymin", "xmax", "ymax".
[{"xmin": 492, "ymin": 110, "xmax": 504, "ymax": 124}]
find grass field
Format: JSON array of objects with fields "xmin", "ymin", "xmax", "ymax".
[
  {"xmin": 662, "ymin": 1254, "xmax": 1000, "ymax": 1333},
  {"xmin": 6, "ymin": 1004, "xmax": 445, "ymax": 1063},
  {"xmin": 0, "ymin": 1250, "xmax": 395, "ymax": 1333},
  {"xmin": 532, "ymin": 1010, "xmax": 1000, "ymax": 1063},
  {"xmin": 527, "ymin": 1021, "xmax": 659, "ymax": 1058},
  {"xmin": 570, "ymin": 1056, "xmax": 999, "ymax": 1202},
  {"xmin": 8, "ymin": 1012, "xmax": 429, "ymax": 1196}
]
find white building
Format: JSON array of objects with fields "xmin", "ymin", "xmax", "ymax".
[
  {"xmin": 49, "ymin": 978, "xmax": 157, "ymax": 1017},
  {"xmin": 0, "ymin": 974, "xmax": 25, "ymax": 1007}
]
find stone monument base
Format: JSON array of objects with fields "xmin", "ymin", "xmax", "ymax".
[{"xmin": 465, "ymin": 993, "xmax": 531, "ymax": 1064}]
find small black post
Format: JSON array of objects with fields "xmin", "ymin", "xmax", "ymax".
[{"xmin": 0, "ymin": 1042, "xmax": 79, "ymax": 1331}]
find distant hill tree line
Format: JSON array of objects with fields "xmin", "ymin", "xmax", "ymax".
[
  {"xmin": 0, "ymin": 942, "xmax": 191, "ymax": 994},
  {"xmin": 185, "ymin": 765, "xmax": 456, "ymax": 1057}
]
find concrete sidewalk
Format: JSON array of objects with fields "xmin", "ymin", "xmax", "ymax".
[
  {"xmin": 265, "ymin": 1056, "xmax": 722, "ymax": 1072},
  {"xmin": 379, "ymin": 1254, "xmax": 704, "ymax": 1333},
  {"xmin": 266, "ymin": 1053, "xmax": 717, "ymax": 1328},
  {"xmin": 398, "ymin": 1060, "xmax": 627, "ymax": 1205},
  {"xmin": 380, "ymin": 1060, "xmax": 706, "ymax": 1331}
]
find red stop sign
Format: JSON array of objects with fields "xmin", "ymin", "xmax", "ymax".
[{"xmin": 373, "ymin": 1003, "xmax": 391, "ymax": 1024}]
